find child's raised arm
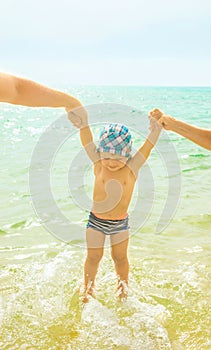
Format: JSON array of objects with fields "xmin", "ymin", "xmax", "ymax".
[
  {"xmin": 68, "ymin": 108, "xmax": 100, "ymax": 163},
  {"xmin": 128, "ymin": 114, "xmax": 162, "ymax": 176}
]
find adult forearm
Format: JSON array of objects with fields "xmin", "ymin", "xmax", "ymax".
[
  {"xmin": 9, "ymin": 76, "xmax": 81, "ymax": 109},
  {"xmin": 170, "ymin": 119, "xmax": 211, "ymax": 151}
]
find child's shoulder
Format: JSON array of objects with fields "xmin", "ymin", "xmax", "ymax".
[
  {"xmin": 93, "ymin": 159, "xmax": 102, "ymax": 175},
  {"xmin": 126, "ymin": 157, "xmax": 139, "ymax": 179}
]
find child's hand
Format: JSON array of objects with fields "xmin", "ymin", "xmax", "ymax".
[
  {"xmin": 149, "ymin": 109, "xmax": 163, "ymax": 132},
  {"xmin": 67, "ymin": 107, "xmax": 88, "ymax": 129},
  {"xmin": 149, "ymin": 108, "xmax": 164, "ymax": 121}
]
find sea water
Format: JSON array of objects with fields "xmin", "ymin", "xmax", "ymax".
[{"xmin": 0, "ymin": 86, "xmax": 211, "ymax": 349}]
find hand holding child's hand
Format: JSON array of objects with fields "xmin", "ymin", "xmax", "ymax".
[
  {"xmin": 149, "ymin": 109, "xmax": 174, "ymax": 131},
  {"xmin": 67, "ymin": 107, "xmax": 88, "ymax": 129}
]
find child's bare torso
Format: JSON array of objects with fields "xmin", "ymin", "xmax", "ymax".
[{"xmin": 92, "ymin": 160, "xmax": 136, "ymax": 219}]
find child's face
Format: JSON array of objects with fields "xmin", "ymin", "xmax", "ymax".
[{"xmin": 100, "ymin": 152, "xmax": 128, "ymax": 171}]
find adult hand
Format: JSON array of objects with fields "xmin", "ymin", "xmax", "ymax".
[{"xmin": 67, "ymin": 106, "xmax": 88, "ymax": 129}]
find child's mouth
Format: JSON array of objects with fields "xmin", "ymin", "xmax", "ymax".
[{"xmin": 107, "ymin": 165, "xmax": 119, "ymax": 171}]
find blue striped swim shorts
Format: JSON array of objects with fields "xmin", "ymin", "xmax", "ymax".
[{"xmin": 86, "ymin": 212, "xmax": 129, "ymax": 235}]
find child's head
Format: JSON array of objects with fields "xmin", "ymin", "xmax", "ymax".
[{"xmin": 97, "ymin": 123, "xmax": 132, "ymax": 158}]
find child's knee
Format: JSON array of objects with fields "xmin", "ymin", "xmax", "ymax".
[
  {"xmin": 87, "ymin": 250, "xmax": 103, "ymax": 264},
  {"xmin": 111, "ymin": 253, "xmax": 128, "ymax": 265}
]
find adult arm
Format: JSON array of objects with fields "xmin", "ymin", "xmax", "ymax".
[
  {"xmin": 0, "ymin": 72, "xmax": 81, "ymax": 110},
  {"xmin": 149, "ymin": 109, "xmax": 211, "ymax": 151},
  {"xmin": 160, "ymin": 116, "xmax": 211, "ymax": 151}
]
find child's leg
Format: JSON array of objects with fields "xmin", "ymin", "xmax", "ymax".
[
  {"xmin": 83, "ymin": 227, "xmax": 105, "ymax": 301},
  {"xmin": 110, "ymin": 230, "xmax": 129, "ymax": 299}
]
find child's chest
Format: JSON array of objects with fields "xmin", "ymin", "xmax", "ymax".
[{"xmin": 94, "ymin": 164, "xmax": 135, "ymax": 191}]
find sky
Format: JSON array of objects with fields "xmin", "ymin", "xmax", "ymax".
[{"xmin": 0, "ymin": 0, "xmax": 211, "ymax": 86}]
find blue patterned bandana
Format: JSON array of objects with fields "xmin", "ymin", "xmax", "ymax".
[{"xmin": 97, "ymin": 123, "xmax": 132, "ymax": 157}]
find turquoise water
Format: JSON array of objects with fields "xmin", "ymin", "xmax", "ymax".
[{"xmin": 0, "ymin": 86, "xmax": 211, "ymax": 349}]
